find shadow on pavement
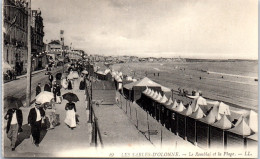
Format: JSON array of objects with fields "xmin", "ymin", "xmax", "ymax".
[
  {"xmin": 15, "ymin": 124, "xmax": 31, "ymax": 147},
  {"xmin": 39, "ymin": 129, "xmax": 48, "ymax": 144}
]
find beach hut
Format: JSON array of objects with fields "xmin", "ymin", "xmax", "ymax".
[
  {"xmin": 138, "ymin": 87, "xmax": 149, "ymax": 109},
  {"xmin": 178, "ymin": 105, "xmax": 192, "ymax": 140},
  {"xmin": 226, "ymin": 118, "xmax": 252, "ymax": 150},
  {"xmin": 167, "ymin": 99, "xmax": 178, "ymax": 133},
  {"xmin": 155, "ymin": 92, "xmax": 163, "ymax": 121},
  {"xmin": 196, "ymin": 109, "xmax": 218, "ymax": 149},
  {"xmin": 186, "ymin": 106, "xmax": 205, "ymax": 145},
  {"xmin": 190, "ymin": 96, "xmax": 207, "ymax": 112},
  {"xmin": 248, "ymin": 110, "xmax": 258, "ymax": 133},
  {"xmin": 174, "ymin": 101, "xmax": 186, "ymax": 112},
  {"xmin": 246, "ymin": 133, "xmax": 258, "ymax": 149},
  {"xmin": 131, "ymin": 77, "xmax": 165, "ymax": 101},
  {"xmin": 210, "ymin": 114, "xmax": 232, "ymax": 150},
  {"xmin": 170, "ymin": 102, "xmax": 186, "ymax": 136},
  {"xmin": 123, "ymin": 81, "xmax": 137, "ymax": 100},
  {"xmin": 164, "ymin": 97, "xmax": 173, "ymax": 129},
  {"xmin": 159, "ymin": 95, "xmax": 168, "ymax": 126},
  {"xmin": 146, "ymin": 89, "xmax": 156, "ymax": 116}
]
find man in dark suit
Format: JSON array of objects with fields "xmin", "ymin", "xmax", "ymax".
[
  {"xmin": 28, "ymin": 101, "xmax": 45, "ymax": 147},
  {"xmin": 36, "ymin": 83, "xmax": 41, "ymax": 96},
  {"xmin": 44, "ymin": 83, "xmax": 51, "ymax": 92},
  {"xmin": 48, "ymin": 73, "xmax": 53, "ymax": 86},
  {"xmin": 4, "ymin": 108, "xmax": 23, "ymax": 151}
]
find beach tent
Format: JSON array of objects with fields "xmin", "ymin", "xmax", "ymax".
[
  {"xmin": 104, "ymin": 69, "xmax": 111, "ymax": 75},
  {"xmin": 131, "ymin": 77, "xmax": 168, "ymax": 101},
  {"xmin": 190, "ymin": 96, "xmax": 207, "ymax": 112},
  {"xmin": 186, "ymin": 106, "xmax": 205, "ymax": 145},
  {"xmin": 196, "ymin": 109, "xmax": 218, "ymax": 149},
  {"xmin": 248, "ymin": 110, "xmax": 258, "ymax": 133},
  {"xmin": 154, "ymin": 92, "xmax": 163, "ymax": 121},
  {"xmin": 159, "ymin": 95, "xmax": 168, "ymax": 125},
  {"xmin": 137, "ymin": 87, "xmax": 150, "ymax": 109},
  {"xmin": 171, "ymin": 100, "xmax": 178, "ymax": 110},
  {"xmin": 226, "ymin": 118, "xmax": 252, "ymax": 150},
  {"xmin": 178, "ymin": 105, "xmax": 193, "ymax": 140},
  {"xmin": 218, "ymin": 102, "xmax": 231, "ymax": 115},
  {"xmin": 164, "ymin": 97, "xmax": 173, "ymax": 129},
  {"xmin": 174, "ymin": 101, "xmax": 186, "ymax": 112},
  {"xmin": 210, "ymin": 114, "xmax": 232, "ymax": 150},
  {"xmin": 168, "ymin": 109, "xmax": 178, "ymax": 135}
]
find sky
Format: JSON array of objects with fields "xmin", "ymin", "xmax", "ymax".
[{"xmin": 32, "ymin": 0, "xmax": 258, "ymax": 59}]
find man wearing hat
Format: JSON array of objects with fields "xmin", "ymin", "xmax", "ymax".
[
  {"xmin": 4, "ymin": 108, "xmax": 23, "ymax": 151},
  {"xmin": 36, "ymin": 83, "xmax": 41, "ymax": 96},
  {"xmin": 28, "ymin": 101, "xmax": 45, "ymax": 147}
]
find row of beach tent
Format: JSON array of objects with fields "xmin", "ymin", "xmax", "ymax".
[
  {"xmin": 137, "ymin": 87, "xmax": 257, "ymax": 150},
  {"xmin": 94, "ymin": 67, "xmax": 258, "ymax": 150}
]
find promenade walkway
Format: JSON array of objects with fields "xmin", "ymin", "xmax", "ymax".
[
  {"xmin": 4, "ymin": 78, "xmax": 92, "ymax": 157},
  {"xmin": 4, "ymin": 75, "xmax": 174, "ymax": 157}
]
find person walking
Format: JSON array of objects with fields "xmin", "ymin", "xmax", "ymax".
[
  {"xmin": 28, "ymin": 101, "xmax": 45, "ymax": 147},
  {"xmin": 56, "ymin": 83, "xmax": 62, "ymax": 104},
  {"xmin": 4, "ymin": 108, "xmax": 23, "ymax": 151},
  {"xmin": 53, "ymin": 81, "xmax": 57, "ymax": 103},
  {"xmin": 48, "ymin": 73, "xmax": 54, "ymax": 86},
  {"xmin": 36, "ymin": 83, "xmax": 41, "ymax": 96},
  {"xmin": 64, "ymin": 101, "xmax": 77, "ymax": 130},
  {"xmin": 61, "ymin": 78, "xmax": 68, "ymax": 90},
  {"xmin": 68, "ymin": 79, "xmax": 73, "ymax": 90},
  {"xmin": 44, "ymin": 83, "xmax": 52, "ymax": 92}
]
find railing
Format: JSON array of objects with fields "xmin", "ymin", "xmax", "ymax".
[{"xmin": 86, "ymin": 77, "xmax": 104, "ymax": 148}]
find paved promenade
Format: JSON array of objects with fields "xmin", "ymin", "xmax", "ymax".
[
  {"xmin": 4, "ymin": 78, "xmax": 92, "ymax": 157},
  {"xmin": 4, "ymin": 75, "xmax": 187, "ymax": 157}
]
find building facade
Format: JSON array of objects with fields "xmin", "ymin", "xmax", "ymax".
[
  {"xmin": 3, "ymin": 0, "xmax": 46, "ymax": 73},
  {"xmin": 31, "ymin": 9, "xmax": 46, "ymax": 71},
  {"xmin": 3, "ymin": 0, "xmax": 28, "ymax": 75}
]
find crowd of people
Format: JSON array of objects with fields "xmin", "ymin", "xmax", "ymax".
[{"xmin": 5, "ymin": 62, "xmax": 89, "ymax": 151}]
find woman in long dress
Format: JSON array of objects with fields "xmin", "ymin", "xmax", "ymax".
[
  {"xmin": 79, "ymin": 76, "xmax": 85, "ymax": 90},
  {"xmin": 68, "ymin": 80, "xmax": 73, "ymax": 90},
  {"xmin": 64, "ymin": 101, "xmax": 77, "ymax": 129},
  {"xmin": 56, "ymin": 84, "xmax": 62, "ymax": 104},
  {"xmin": 61, "ymin": 78, "xmax": 68, "ymax": 89}
]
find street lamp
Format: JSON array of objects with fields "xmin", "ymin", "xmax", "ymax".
[{"xmin": 26, "ymin": 0, "xmax": 32, "ymax": 107}]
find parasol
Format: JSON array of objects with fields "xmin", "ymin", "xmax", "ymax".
[
  {"xmin": 62, "ymin": 92, "xmax": 79, "ymax": 102},
  {"xmin": 35, "ymin": 91, "xmax": 54, "ymax": 104}
]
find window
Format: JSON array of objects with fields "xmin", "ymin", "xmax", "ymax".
[{"xmin": 6, "ymin": 49, "xmax": 9, "ymax": 63}]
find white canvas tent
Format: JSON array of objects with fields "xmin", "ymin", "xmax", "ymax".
[{"xmin": 248, "ymin": 110, "xmax": 258, "ymax": 133}]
